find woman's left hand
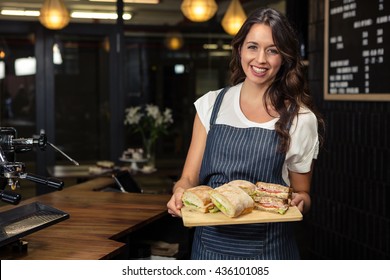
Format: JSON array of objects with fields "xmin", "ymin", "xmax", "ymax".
[
  {"xmin": 290, "ymin": 191, "xmax": 310, "ymax": 214},
  {"xmin": 289, "ymin": 168, "xmax": 313, "ymax": 214}
]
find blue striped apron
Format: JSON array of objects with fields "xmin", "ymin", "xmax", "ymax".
[{"xmin": 191, "ymin": 87, "xmax": 300, "ymax": 260}]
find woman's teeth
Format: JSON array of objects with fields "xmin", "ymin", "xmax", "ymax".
[{"xmin": 252, "ymin": 66, "xmax": 266, "ymax": 73}]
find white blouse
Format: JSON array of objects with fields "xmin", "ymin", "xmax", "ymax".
[{"xmin": 194, "ymin": 83, "xmax": 319, "ymax": 185}]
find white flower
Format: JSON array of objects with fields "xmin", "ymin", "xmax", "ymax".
[
  {"xmin": 124, "ymin": 106, "xmax": 143, "ymax": 125},
  {"xmin": 145, "ymin": 104, "xmax": 160, "ymax": 120},
  {"xmin": 163, "ymin": 108, "xmax": 173, "ymax": 124},
  {"xmin": 124, "ymin": 104, "xmax": 173, "ymax": 142}
]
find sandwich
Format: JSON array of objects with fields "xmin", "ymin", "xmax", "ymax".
[
  {"xmin": 254, "ymin": 181, "xmax": 291, "ymax": 214},
  {"xmin": 254, "ymin": 196, "xmax": 289, "ymax": 215},
  {"xmin": 227, "ymin": 180, "xmax": 256, "ymax": 196},
  {"xmin": 209, "ymin": 184, "xmax": 254, "ymax": 218},
  {"xmin": 255, "ymin": 181, "xmax": 292, "ymax": 199},
  {"xmin": 182, "ymin": 185, "xmax": 218, "ymax": 213}
]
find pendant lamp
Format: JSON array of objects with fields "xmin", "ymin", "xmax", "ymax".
[
  {"xmin": 181, "ymin": 0, "xmax": 218, "ymax": 22},
  {"xmin": 165, "ymin": 32, "xmax": 184, "ymax": 51},
  {"xmin": 39, "ymin": 0, "xmax": 70, "ymax": 30},
  {"xmin": 221, "ymin": 0, "xmax": 247, "ymax": 36}
]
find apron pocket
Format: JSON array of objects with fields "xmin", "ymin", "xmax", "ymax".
[{"xmin": 200, "ymin": 224, "xmax": 267, "ymax": 258}]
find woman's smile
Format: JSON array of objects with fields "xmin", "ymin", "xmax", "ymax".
[{"xmin": 251, "ymin": 65, "xmax": 268, "ymax": 75}]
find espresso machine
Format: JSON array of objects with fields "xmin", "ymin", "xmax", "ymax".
[
  {"xmin": 0, "ymin": 127, "xmax": 78, "ymax": 250},
  {"xmin": 0, "ymin": 127, "xmax": 78, "ymax": 205}
]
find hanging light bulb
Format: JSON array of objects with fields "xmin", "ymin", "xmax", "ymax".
[
  {"xmin": 181, "ymin": 0, "xmax": 218, "ymax": 22},
  {"xmin": 39, "ymin": 0, "xmax": 70, "ymax": 30},
  {"xmin": 165, "ymin": 32, "xmax": 184, "ymax": 51},
  {"xmin": 221, "ymin": 0, "xmax": 247, "ymax": 36},
  {"xmin": 0, "ymin": 38, "xmax": 9, "ymax": 59}
]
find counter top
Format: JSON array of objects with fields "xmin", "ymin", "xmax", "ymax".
[
  {"xmin": 47, "ymin": 164, "xmax": 179, "ymax": 194},
  {"xmin": 0, "ymin": 177, "xmax": 171, "ymax": 260}
]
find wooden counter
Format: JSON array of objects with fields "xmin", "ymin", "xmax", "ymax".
[{"xmin": 0, "ymin": 177, "xmax": 171, "ymax": 260}]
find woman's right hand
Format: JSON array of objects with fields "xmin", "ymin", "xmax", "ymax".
[{"xmin": 167, "ymin": 186, "xmax": 186, "ymax": 218}]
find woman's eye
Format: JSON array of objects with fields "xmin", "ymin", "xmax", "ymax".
[
  {"xmin": 267, "ymin": 48, "xmax": 279, "ymax": 55},
  {"xmin": 247, "ymin": 45, "xmax": 257, "ymax": 50}
]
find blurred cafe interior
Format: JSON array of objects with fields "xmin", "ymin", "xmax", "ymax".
[{"xmin": 0, "ymin": 0, "xmax": 389, "ymax": 260}]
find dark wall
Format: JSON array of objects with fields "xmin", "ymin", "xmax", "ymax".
[{"xmin": 305, "ymin": 0, "xmax": 390, "ymax": 259}]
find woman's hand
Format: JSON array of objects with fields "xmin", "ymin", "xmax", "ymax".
[
  {"xmin": 289, "ymin": 166, "xmax": 314, "ymax": 214},
  {"xmin": 290, "ymin": 191, "xmax": 310, "ymax": 214},
  {"xmin": 167, "ymin": 186, "xmax": 186, "ymax": 217}
]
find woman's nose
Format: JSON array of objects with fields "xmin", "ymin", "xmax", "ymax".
[{"xmin": 255, "ymin": 50, "xmax": 267, "ymax": 63}]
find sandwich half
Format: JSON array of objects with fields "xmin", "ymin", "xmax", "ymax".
[
  {"xmin": 209, "ymin": 184, "xmax": 254, "ymax": 218},
  {"xmin": 227, "ymin": 180, "xmax": 256, "ymax": 196},
  {"xmin": 254, "ymin": 196, "xmax": 289, "ymax": 215},
  {"xmin": 182, "ymin": 185, "xmax": 218, "ymax": 213},
  {"xmin": 254, "ymin": 181, "xmax": 291, "ymax": 214},
  {"xmin": 255, "ymin": 181, "xmax": 292, "ymax": 200}
]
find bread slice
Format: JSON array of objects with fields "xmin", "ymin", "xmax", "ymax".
[{"xmin": 209, "ymin": 184, "xmax": 254, "ymax": 218}]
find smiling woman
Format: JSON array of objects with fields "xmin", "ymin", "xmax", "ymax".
[{"xmin": 167, "ymin": 7, "xmax": 324, "ymax": 260}]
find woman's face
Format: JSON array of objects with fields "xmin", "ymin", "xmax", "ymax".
[{"xmin": 240, "ymin": 23, "xmax": 283, "ymax": 88}]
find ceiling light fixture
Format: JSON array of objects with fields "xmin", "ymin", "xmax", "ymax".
[
  {"xmin": 1, "ymin": 9, "xmax": 40, "ymax": 17},
  {"xmin": 165, "ymin": 32, "xmax": 184, "ymax": 51},
  {"xmin": 0, "ymin": 8, "xmax": 132, "ymax": 21},
  {"xmin": 181, "ymin": 0, "xmax": 218, "ymax": 22},
  {"xmin": 89, "ymin": 0, "xmax": 159, "ymax": 3},
  {"xmin": 39, "ymin": 0, "xmax": 70, "ymax": 30},
  {"xmin": 203, "ymin": 43, "xmax": 232, "ymax": 50},
  {"xmin": 221, "ymin": 0, "xmax": 247, "ymax": 36},
  {"xmin": 71, "ymin": 11, "xmax": 132, "ymax": 20}
]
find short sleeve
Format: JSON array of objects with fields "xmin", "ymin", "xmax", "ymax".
[
  {"xmin": 194, "ymin": 89, "xmax": 220, "ymax": 133},
  {"xmin": 286, "ymin": 108, "xmax": 319, "ymax": 173}
]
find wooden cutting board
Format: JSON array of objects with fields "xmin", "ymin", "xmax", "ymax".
[{"xmin": 181, "ymin": 206, "xmax": 302, "ymax": 227}]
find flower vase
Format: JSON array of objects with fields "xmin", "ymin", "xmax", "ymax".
[{"xmin": 144, "ymin": 138, "xmax": 156, "ymax": 170}]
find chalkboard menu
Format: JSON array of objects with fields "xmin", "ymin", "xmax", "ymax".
[{"xmin": 324, "ymin": 0, "xmax": 390, "ymax": 101}]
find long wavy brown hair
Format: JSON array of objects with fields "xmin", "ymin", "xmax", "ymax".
[{"xmin": 229, "ymin": 8, "xmax": 324, "ymax": 153}]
